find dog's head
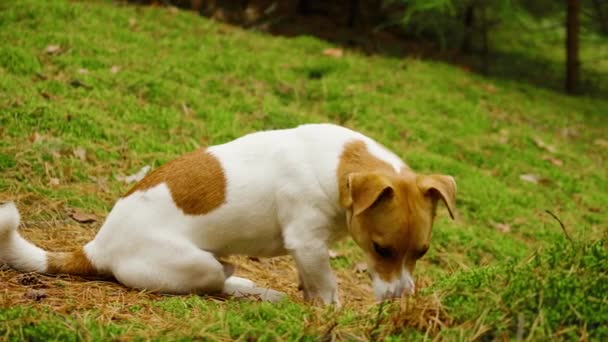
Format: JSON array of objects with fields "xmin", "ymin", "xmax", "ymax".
[{"xmin": 343, "ymin": 170, "xmax": 456, "ymax": 300}]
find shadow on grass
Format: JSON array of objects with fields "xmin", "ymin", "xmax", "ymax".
[
  {"xmin": 261, "ymin": 15, "xmax": 608, "ymax": 99},
  {"xmin": 459, "ymin": 49, "xmax": 608, "ymax": 99},
  {"xmin": 139, "ymin": 1, "xmax": 608, "ymax": 100}
]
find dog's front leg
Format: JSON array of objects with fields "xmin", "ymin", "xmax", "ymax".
[{"xmin": 291, "ymin": 247, "xmax": 340, "ymax": 306}]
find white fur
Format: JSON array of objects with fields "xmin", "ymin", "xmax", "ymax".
[
  {"xmin": 3, "ymin": 124, "xmax": 408, "ymax": 303},
  {"xmin": 0, "ymin": 202, "xmax": 47, "ymax": 272},
  {"xmin": 372, "ymin": 269, "xmax": 416, "ymax": 300}
]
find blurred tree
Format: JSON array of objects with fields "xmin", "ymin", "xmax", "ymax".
[
  {"xmin": 386, "ymin": 0, "xmax": 515, "ymax": 74},
  {"xmin": 566, "ymin": 0, "xmax": 580, "ymax": 93},
  {"xmin": 586, "ymin": 0, "xmax": 608, "ymax": 34},
  {"xmin": 134, "ymin": 0, "xmax": 605, "ymax": 94},
  {"xmin": 386, "ymin": 0, "xmax": 515, "ymax": 50}
]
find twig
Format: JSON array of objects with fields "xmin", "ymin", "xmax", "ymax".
[
  {"xmin": 321, "ymin": 320, "xmax": 338, "ymax": 342},
  {"xmin": 545, "ymin": 210, "xmax": 572, "ymax": 242},
  {"xmin": 516, "ymin": 313, "xmax": 525, "ymax": 341},
  {"xmin": 369, "ymin": 300, "xmax": 386, "ymax": 341}
]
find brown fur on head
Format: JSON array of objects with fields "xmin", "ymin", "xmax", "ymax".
[{"xmin": 342, "ymin": 168, "xmax": 456, "ymax": 299}]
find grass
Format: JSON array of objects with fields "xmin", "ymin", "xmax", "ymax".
[{"xmin": 0, "ymin": 0, "xmax": 607, "ymax": 340}]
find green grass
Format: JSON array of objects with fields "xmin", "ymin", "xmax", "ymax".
[{"xmin": 1, "ymin": 0, "xmax": 607, "ymax": 340}]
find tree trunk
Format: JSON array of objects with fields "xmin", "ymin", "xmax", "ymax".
[
  {"xmin": 348, "ymin": 0, "xmax": 359, "ymax": 28},
  {"xmin": 480, "ymin": 4, "xmax": 489, "ymax": 74},
  {"xmin": 297, "ymin": 0, "xmax": 310, "ymax": 15},
  {"xmin": 566, "ymin": 0, "xmax": 580, "ymax": 94},
  {"xmin": 461, "ymin": 4, "xmax": 475, "ymax": 53}
]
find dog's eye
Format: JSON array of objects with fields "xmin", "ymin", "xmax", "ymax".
[{"xmin": 373, "ymin": 242, "xmax": 393, "ymax": 259}]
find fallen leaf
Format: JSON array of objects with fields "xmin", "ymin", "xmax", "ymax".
[
  {"xmin": 353, "ymin": 262, "xmax": 368, "ymax": 273},
  {"xmin": 44, "ymin": 44, "xmax": 61, "ymax": 54},
  {"xmin": 63, "ymin": 165, "xmax": 73, "ymax": 181},
  {"xmin": 50, "ymin": 149, "xmax": 61, "ymax": 159},
  {"xmin": 594, "ymin": 139, "xmax": 608, "ymax": 148},
  {"xmin": 542, "ymin": 155, "xmax": 563, "ymax": 167},
  {"xmin": 520, "ymin": 174, "xmax": 552, "ymax": 186},
  {"xmin": 29, "ymin": 132, "xmax": 42, "ymax": 143},
  {"xmin": 128, "ymin": 17, "xmax": 137, "ymax": 29},
  {"xmin": 73, "ymin": 147, "xmax": 87, "ymax": 161},
  {"xmin": 77, "ymin": 68, "xmax": 89, "ymax": 75},
  {"xmin": 275, "ymin": 83, "xmax": 293, "ymax": 96},
  {"xmin": 495, "ymin": 129, "xmax": 509, "ymax": 144},
  {"xmin": 532, "ymin": 137, "xmax": 557, "ymax": 154},
  {"xmin": 323, "ymin": 48, "xmax": 343, "ymax": 58},
  {"xmin": 116, "ymin": 165, "xmax": 151, "ymax": 184},
  {"xmin": 110, "ymin": 65, "xmax": 121, "ymax": 74},
  {"xmin": 24, "ymin": 289, "xmax": 47, "ymax": 301},
  {"xmin": 520, "ymin": 174, "xmax": 539, "ymax": 184},
  {"xmin": 49, "ymin": 178, "xmax": 60, "ymax": 186},
  {"xmin": 69, "ymin": 210, "xmax": 97, "ymax": 224},
  {"xmin": 482, "ymin": 83, "xmax": 497, "ymax": 93},
  {"xmin": 69, "ymin": 79, "xmax": 91, "ymax": 89},
  {"xmin": 560, "ymin": 127, "xmax": 579, "ymax": 138},
  {"xmin": 493, "ymin": 223, "xmax": 511, "ymax": 233},
  {"xmin": 39, "ymin": 91, "xmax": 57, "ymax": 100}
]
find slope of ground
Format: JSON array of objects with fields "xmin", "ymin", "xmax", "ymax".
[{"xmin": 0, "ymin": 0, "xmax": 606, "ymax": 340}]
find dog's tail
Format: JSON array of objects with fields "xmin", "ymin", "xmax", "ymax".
[{"xmin": 0, "ymin": 202, "xmax": 98, "ymax": 276}]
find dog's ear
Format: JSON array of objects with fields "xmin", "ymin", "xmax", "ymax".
[
  {"xmin": 417, "ymin": 175, "xmax": 456, "ymax": 219},
  {"xmin": 345, "ymin": 172, "xmax": 394, "ymax": 216}
]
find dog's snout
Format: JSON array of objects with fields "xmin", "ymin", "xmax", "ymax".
[{"xmin": 372, "ymin": 272, "xmax": 416, "ymax": 300}]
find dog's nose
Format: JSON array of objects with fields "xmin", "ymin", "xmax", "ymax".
[
  {"xmin": 383, "ymin": 290, "xmax": 400, "ymax": 300},
  {"xmin": 380, "ymin": 289, "xmax": 403, "ymax": 300},
  {"xmin": 387, "ymin": 278, "xmax": 415, "ymax": 299},
  {"xmin": 372, "ymin": 272, "xmax": 416, "ymax": 300}
]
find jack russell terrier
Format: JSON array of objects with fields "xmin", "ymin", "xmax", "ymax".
[{"xmin": 0, "ymin": 124, "xmax": 455, "ymax": 305}]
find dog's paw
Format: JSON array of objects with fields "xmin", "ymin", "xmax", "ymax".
[
  {"xmin": 223, "ymin": 276, "xmax": 286, "ymax": 303},
  {"xmin": 225, "ymin": 276, "xmax": 255, "ymax": 288}
]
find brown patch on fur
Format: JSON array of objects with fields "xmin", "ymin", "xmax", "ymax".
[
  {"xmin": 416, "ymin": 174, "xmax": 456, "ymax": 219},
  {"xmin": 337, "ymin": 140, "xmax": 395, "ymax": 208},
  {"xmin": 124, "ymin": 149, "xmax": 226, "ymax": 215},
  {"xmin": 47, "ymin": 249, "xmax": 97, "ymax": 276},
  {"xmin": 337, "ymin": 140, "xmax": 448, "ymax": 283}
]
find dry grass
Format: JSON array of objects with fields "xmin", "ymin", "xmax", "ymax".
[
  {"xmin": 0, "ymin": 207, "xmax": 453, "ymax": 339},
  {"xmin": 0, "ymin": 216, "xmax": 373, "ymax": 306}
]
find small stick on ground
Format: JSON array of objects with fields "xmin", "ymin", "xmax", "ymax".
[
  {"xmin": 545, "ymin": 210, "xmax": 572, "ymax": 242},
  {"xmin": 321, "ymin": 320, "xmax": 338, "ymax": 342},
  {"xmin": 369, "ymin": 300, "xmax": 387, "ymax": 341}
]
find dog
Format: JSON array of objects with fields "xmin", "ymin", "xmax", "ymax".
[{"xmin": 0, "ymin": 123, "xmax": 455, "ymax": 304}]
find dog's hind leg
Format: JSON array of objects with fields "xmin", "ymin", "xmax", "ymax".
[
  {"xmin": 107, "ymin": 240, "xmax": 286, "ymax": 301},
  {"xmin": 110, "ymin": 240, "xmax": 226, "ymax": 295}
]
